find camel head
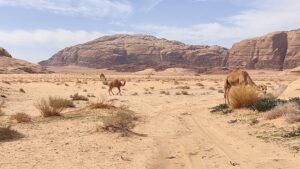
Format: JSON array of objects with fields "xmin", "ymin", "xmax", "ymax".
[{"xmin": 257, "ymin": 84, "xmax": 267, "ymax": 94}]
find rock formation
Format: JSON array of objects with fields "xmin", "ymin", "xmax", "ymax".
[
  {"xmin": 40, "ymin": 29, "xmax": 300, "ymax": 71},
  {"xmin": 39, "ymin": 34, "xmax": 228, "ymax": 71},
  {"xmin": 0, "ymin": 47, "xmax": 49, "ymax": 74},
  {"xmin": 227, "ymin": 29, "xmax": 300, "ymax": 70}
]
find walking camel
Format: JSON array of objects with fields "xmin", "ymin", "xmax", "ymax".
[{"xmin": 100, "ymin": 74, "xmax": 126, "ymax": 96}]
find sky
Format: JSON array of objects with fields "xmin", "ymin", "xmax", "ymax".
[{"xmin": 0, "ymin": 0, "xmax": 300, "ymax": 63}]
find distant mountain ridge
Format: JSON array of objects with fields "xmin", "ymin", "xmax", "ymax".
[{"xmin": 39, "ymin": 34, "xmax": 228, "ymax": 71}]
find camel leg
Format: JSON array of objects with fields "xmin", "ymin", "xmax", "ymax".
[{"xmin": 117, "ymin": 87, "xmax": 121, "ymax": 95}]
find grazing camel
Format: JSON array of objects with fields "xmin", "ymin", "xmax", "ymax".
[
  {"xmin": 224, "ymin": 69, "xmax": 267, "ymax": 104},
  {"xmin": 100, "ymin": 74, "xmax": 126, "ymax": 96}
]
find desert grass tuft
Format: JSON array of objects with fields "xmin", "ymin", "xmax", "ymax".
[
  {"xmin": 0, "ymin": 126, "xmax": 24, "ymax": 142},
  {"xmin": 228, "ymin": 85, "xmax": 259, "ymax": 109},
  {"xmin": 10, "ymin": 113, "xmax": 31, "ymax": 123},
  {"xmin": 89, "ymin": 99, "xmax": 115, "ymax": 109},
  {"xmin": 36, "ymin": 97, "xmax": 74, "ymax": 117},
  {"xmin": 70, "ymin": 93, "xmax": 89, "ymax": 101}
]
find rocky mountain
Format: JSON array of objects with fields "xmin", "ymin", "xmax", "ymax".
[
  {"xmin": 39, "ymin": 34, "xmax": 228, "ymax": 71},
  {"xmin": 40, "ymin": 29, "xmax": 300, "ymax": 71},
  {"xmin": 0, "ymin": 47, "xmax": 49, "ymax": 74},
  {"xmin": 227, "ymin": 29, "xmax": 300, "ymax": 70}
]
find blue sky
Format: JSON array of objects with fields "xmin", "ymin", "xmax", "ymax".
[{"xmin": 0, "ymin": 0, "xmax": 300, "ymax": 63}]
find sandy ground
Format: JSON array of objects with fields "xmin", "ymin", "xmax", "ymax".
[{"xmin": 0, "ymin": 70, "xmax": 299, "ymax": 169}]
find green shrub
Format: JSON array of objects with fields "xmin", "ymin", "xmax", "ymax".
[
  {"xmin": 210, "ymin": 104, "xmax": 233, "ymax": 114},
  {"xmin": 289, "ymin": 97, "xmax": 300, "ymax": 106},
  {"xmin": 251, "ymin": 98, "xmax": 286, "ymax": 112}
]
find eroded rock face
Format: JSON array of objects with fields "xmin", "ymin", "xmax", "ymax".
[
  {"xmin": 0, "ymin": 48, "xmax": 49, "ymax": 74},
  {"xmin": 227, "ymin": 29, "xmax": 300, "ymax": 70},
  {"xmin": 40, "ymin": 34, "xmax": 228, "ymax": 71},
  {"xmin": 0, "ymin": 48, "xmax": 12, "ymax": 58}
]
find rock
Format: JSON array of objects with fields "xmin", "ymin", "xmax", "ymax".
[
  {"xmin": 0, "ymin": 48, "xmax": 12, "ymax": 58},
  {"xmin": 227, "ymin": 29, "xmax": 300, "ymax": 70},
  {"xmin": 40, "ymin": 34, "xmax": 228, "ymax": 71},
  {"xmin": 0, "ymin": 48, "xmax": 49, "ymax": 74}
]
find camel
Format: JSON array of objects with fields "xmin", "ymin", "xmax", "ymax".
[
  {"xmin": 224, "ymin": 69, "xmax": 267, "ymax": 104},
  {"xmin": 100, "ymin": 74, "xmax": 126, "ymax": 96}
]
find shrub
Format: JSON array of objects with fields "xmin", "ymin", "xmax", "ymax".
[
  {"xmin": 0, "ymin": 126, "xmax": 24, "ymax": 142},
  {"xmin": 36, "ymin": 97, "xmax": 74, "ymax": 117},
  {"xmin": 176, "ymin": 86, "xmax": 190, "ymax": 90},
  {"xmin": 289, "ymin": 97, "xmax": 300, "ymax": 106},
  {"xmin": 70, "ymin": 93, "xmax": 89, "ymax": 101},
  {"xmin": 282, "ymin": 127, "xmax": 300, "ymax": 138},
  {"xmin": 251, "ymin": 98, "xmax": 286, "ymax": 112},
  {"xmin": 19, "ymin": 88, "xmax": 26, "ymax": 93},
  {"xmin": 89, "ymin": 100, "xmax": 115, "ymax": 109},
  {"xmin": 99, "ymin": 111, "xmax": 136, "ymax": 136},
  {"xmin": 181, "ymin": 91, "xmax": 189, "ymax": 95},
  {"xmin": 228, "ymin": 85, "xmax": 259, "ymax": 109},
  {"xmin": 210, "ymin": 104, "xmax": 233, "ymax": 114},
  {"xmin": 285, "ymin": 113, "xmax": 300, "ymax": 124},
  {"xmin": 10, "ymin": 113, "xmax": 31, "ymax": 123},
  {"xmin": 160, "ymin": 91, "xmax": 170, "ymax": 95},
  {"xmin": 264, "ymin": 102, "xmax": 298, "ymax": 120}
]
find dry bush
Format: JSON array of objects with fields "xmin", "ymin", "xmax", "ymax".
[
  {"xmin": 131, "ymin": 92, "xmax": 138, "ymax": 96},
  {"xmin": 218, "ymin": 89, "xmax": 224, "ymax": 93},
  {"xmin": 0, "ymin": 126, "xmax": 24, "ymax": 142},
  {"xmin": 150, "ymin": 87, "xmax": 155, "ymax": 90},
  {"xmin": 181, "ymin": 91, "xmax": 189, "ymax": 95},
  {"xmin": 87, "ymin": 93, "xmax": 95, "ymax": 97},
  {"xmin": 174, "ymin": 81, "xmax": 179, "ymax": 85},
  {"xmin": 195, "ymin": 83, "xmax": 204, "ymax": 87},
  {"xmin": 98, "ymin": 110, "xmax": 143, "ymax": 137},
  {"xmin": 19, "ymin": 88, "xmax": 26, "ymax": 93},
  {"xmin": 10, "ymin": 113, "xmax": 31, "ymax": 123},
  {"xmin": 89, "ymin": 100, "xmax": 115, "ymax": 109},
  {"xmin": 176, "ymin": 86, "xmax": 190, "ymax": 90},
  {"xmin": 65, "ymin": 83, "xmax": 69, "ymax": 86},
  {"xmin": 160, "ymin": 90, "xmax": 170, "ymax": 95},
  {"xmin": 228, "ymin": 85, "xmax": 259, "ymax": 109},
  {"xmin": 209, "ymin": 87, "xmax": 216, "ymax": 90},
  {"xmin": 264, "ymin": 102, "xmax": 299, "ymax": 122},
  {"xmin": 36, "ymin": 97, "xmax": 74, "ymax": 117},
  {"xmin": 70, "ymin": 93, "xmax": 89, "ymax": 101}
]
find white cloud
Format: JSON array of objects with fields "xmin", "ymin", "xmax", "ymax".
[
  {"xmin": 0, "ymin": 29, "xmax": 106, "ymax": 63},
  {"xmin": 0, "ymin": 0, "xmax": 132, "ymax": 17},
  {"xmin": 134, "ymin": 0, "xmax": 300, "ymax": 47}
]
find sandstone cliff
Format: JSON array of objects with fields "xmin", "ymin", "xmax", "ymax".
[
  {"xmin": 227, "ymin": 29, "xmax": 300, "ymax": 70},
  {"xmin": 39, "ymin": 34, "xmax": 228, "ymax": 71},
  {"xmin": 0, "ymin": 47, "xmax": 49, "ymax": 74}
]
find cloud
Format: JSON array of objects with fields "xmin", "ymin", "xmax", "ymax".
[
  {"xmin": 134, "ymin": 0, "xmax": 300, "ymax": 47},
  {"xmin": 0, "ymin": 0, "xmax": 132, "ymax": 17},
  {"xmin": 140, "ymin": 0, "xmax": 164, "ymax": 12},
  {"xmin": 0, "ymin": 29, "xmax": 105, "ymax": 63}
]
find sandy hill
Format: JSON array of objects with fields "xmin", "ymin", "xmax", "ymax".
[{"xmin": 0, "ymin": 47, "xmax": 48, "ymax": 74}]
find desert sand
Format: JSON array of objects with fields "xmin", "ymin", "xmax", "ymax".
[{"xmin": 0, "ymin": 69, "xmax": 299, "ymax": 169}]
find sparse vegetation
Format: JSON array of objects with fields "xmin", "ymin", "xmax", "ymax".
[
  {"xmin": 70, "ymin": 93, "xmax": 89, "ymax": 101},
  {"xmin": 0, "ymin": 126, "xmax": 24, "ymax": 142},
  {"xmin": 160, "ymin": 90, "xmax": 170, "ymax": 95},
  {"xmin": 282, "ymin": 127, "xmax": 300, "ymax": 138},
  {"xmin": 36, "ymin": 97, "xmax": 74, "ymax": 117},
  {"xmin": 228, "ymin": 85, "xmax": 259, "ymax": 109},
  {"xmin": 89, "ymin": 100, "xmax": 115, "ymax": 109},
  {"xmin": 0, "ymin": 101, "xmax": 5, "ymax": 116},
  {"xmin": 252, "ymin": 98, "xmax": 286, "ymax": 112},
  {"xmin": 210, "ymin": 104, "xmax": 233, "ymax": 114},
  {"xmin": 98, "ymin": 110, "xmax": 145, "ymax": 137},
  {"xmin": 176, "ymin": 86, "xmax": 190, "ymax": 90},
  {"xmin": 10, "ymin": 113, "xmax": 31, "ymax": 123},
  {"xmin": 19, "ymin": 88, "xmax": 26, "ymax": 93}
]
